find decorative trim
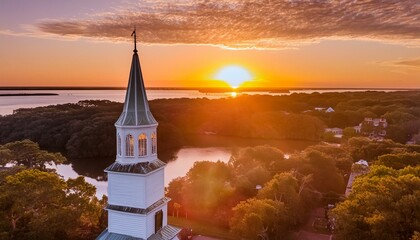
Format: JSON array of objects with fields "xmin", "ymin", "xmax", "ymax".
[
  {"xmin": 106, "ymin": 197, "xmax": 171, "ymax": 215},
  {"xmin": 105, "ymin": 159, "xmax": 166, "ymax": 174}
]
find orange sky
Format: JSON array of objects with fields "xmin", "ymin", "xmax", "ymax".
[{"xmin": 0, "ymin": 0, "xmax": 419, "ymax": 88}]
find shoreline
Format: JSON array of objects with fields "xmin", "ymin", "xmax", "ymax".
[{"xmin": 0, "ymin": 86, "xmax": 418, "ymax": 91}]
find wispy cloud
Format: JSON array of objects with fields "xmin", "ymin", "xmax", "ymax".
[
  {"xmin": 34, "ymin": 0, "xmax": 420, "ymax": 49},
  {"xmin": 392, "ymin": 58, "xmax": 420, "ymax": 68},
  {"xmin": 374, "ymin": 57, "xmax": 420, "ymax": 74}
]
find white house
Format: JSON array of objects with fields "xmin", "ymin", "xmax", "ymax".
[
  {"xmin": 325, "ymin": 127, "xmax": 343, "ymax": 138},
  {"xmin": 325, "ymin": 107, "xmax": 335, "ymax": 113},
  {"xmin": 314, "ymin": 107, "xmax": 335, "ymax": 113},
  {"xmin": 97, "ymin": 31, "xmax": 180, "ymax": 240},
  {"xmin": 357, "ymin": 117, "xmax": 388, "ymax": 140}
]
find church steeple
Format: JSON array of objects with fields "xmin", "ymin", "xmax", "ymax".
[
  {"xmin": 97, "ymin": 30, "xmax": 180, "ymax": 240},
  {"xmin": 115, "ymin": 29, "xmax": 157, "ymax": 126}
]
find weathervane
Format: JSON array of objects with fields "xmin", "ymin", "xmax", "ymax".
[{"xmin": 131, "ymin": 27, "xmax": 137, "ymax": 53}]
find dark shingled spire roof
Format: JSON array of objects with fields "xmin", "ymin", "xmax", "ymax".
[{"xmin": 115, "ymin": 34, "xmax": 157, "ymax": 126}]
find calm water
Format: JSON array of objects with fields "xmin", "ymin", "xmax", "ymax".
[{"xmin": 55, "ymin": 147, "xmax": 232, "ymax": 198}]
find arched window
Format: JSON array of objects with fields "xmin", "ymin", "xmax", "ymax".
[
  {"xmin": 138, "ymin": 133, "xmax": 147, "ymax": 156},
  {"xmin": 151, "ymin": 132, "xmax": 157, "ymax": 154},
  {"xmin": 126, "ymin": 134, "xmax": 134, "ymax": 156},
  {"xmin": 117, "ymin": 134, "xmax": 122, "ymax": 156}
]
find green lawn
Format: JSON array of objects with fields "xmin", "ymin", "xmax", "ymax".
[{"xmin": 168, "ymin": 216, "xmax": 235, "ymax": 240}]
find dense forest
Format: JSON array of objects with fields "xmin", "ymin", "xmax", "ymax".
[{"xmin": 1, "ymin": 91, "xmax": 420, "ymax": 239}]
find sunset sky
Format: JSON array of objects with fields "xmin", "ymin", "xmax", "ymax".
[{"xmin": 0, "ymin": 0, "xmax": 419, "ymax": 88}]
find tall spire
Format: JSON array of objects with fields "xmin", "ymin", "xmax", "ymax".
[
  {"xmin": 115, "ymin": 29, "xmax": 157, "ymax": 126},
  {"xmin": 131, "ymin": 28, "xmax": 137, "ymax": 53}
]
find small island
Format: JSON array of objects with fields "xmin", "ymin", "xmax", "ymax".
[{"xmin": 0, "ymin": 93, "xmax": 58, "ymax": 97}]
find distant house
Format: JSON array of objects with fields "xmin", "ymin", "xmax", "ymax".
[
  {"xmin": 345, "ymin": 160, "xmax": 369, "ymax": 197},
  {"xmin": 364, "ymin": 117, "xmax": 388, "ymax": 128},
  {"xmin": 356, "ymin": 117, "xmax": 388, "ymax": 140},
  {"xmin": 325, "ymin": 107, "xmax": 335, "ymax": 113},
  {"xmin": 314, "ymin": 107, "xmax": 335, "ymax": 113},
  {"xmin": 325, "ymin": 127, "xmax": 343, "ymax": 138}
]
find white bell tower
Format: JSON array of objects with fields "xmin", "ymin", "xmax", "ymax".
[{"xmin": 97, "ymin": 30, "xmax": 180, "ymax": 240}]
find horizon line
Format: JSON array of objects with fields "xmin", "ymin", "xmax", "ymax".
[{"xmin": 1, "ymin": 86, "xmax": 420, "ymax": 91}]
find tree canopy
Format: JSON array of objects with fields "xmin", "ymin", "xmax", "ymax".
[
  {"xmin": 332, "ymin": 165, "xmax": 420, "ymax": 240},
  {"xmin": 0, "ymin": 169, "xmax": 104, "ymax": 240},
  {"xmin": 377, "ymin": 152, "xmax": 420, "ymax": 170},
  {"xmin": 0, "ymin": 140, "xmax": 65, "ymax": 169},
  {"xmin": 230, "ymin": 198, "xmax": 287, "ymax": 239}
]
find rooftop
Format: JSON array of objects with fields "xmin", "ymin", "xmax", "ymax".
[
  {"xmin": 115, "ymin": 43, "xmax": 157, "ymax": 126},
  {"xmin": 105, "ymin": 159, "xmax": 166, "ymax": 174}
]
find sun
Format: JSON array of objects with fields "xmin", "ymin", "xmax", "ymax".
[{"xmin": 214, "ymin": 65, "xmax": 253, "ymax": 88}]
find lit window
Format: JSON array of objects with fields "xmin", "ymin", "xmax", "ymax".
[
  {"xmin": 126, "ymin": 134, "xmax": 134, "ymax": 156},
  {"xmin": 139, "ymin": 133, "xmax": 147, "ymax": 156},
  {"xmin": 151, "ymin": 132, "xmax": 157, "ymax": 154},
  {"xmin": 117, "ymin": 134, "xmax": 122, "ymax": 156}
]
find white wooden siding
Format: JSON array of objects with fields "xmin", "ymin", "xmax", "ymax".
[
  {"xmin": 108, "ymin": 169, "xmax": 165, "ymax": 209},
  {"xmin": 145, "ymin": 169, "xmax": 165, "ymax": 206},
  {"xmin": 108, "ymin": 211, "xmax": 147, "ymax": 239},
  {"xmin": 108, "ymin": 173, "xmax": 146, "ymax": 208}
]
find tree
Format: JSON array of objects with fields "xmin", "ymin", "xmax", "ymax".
[
  {"xmin": 0, "ymin": 169, "xmax": 102, "ymax": 240},
  {"xmin": 296, "ymin": 150, "xmax": 345, "ymax": 193},
  {"xmin": 230, "ymin": 145, "xmax": 288, "ymax": 195},
  {"xmin": 331, "ymin": 166, "xmax": 420, "ymax": 240},
  {"xmin": 230, "ymin": 198, "xmax": 288, "ymax": 239},
  {"xmin": 382, "ymin": 111, "xmax": 416, "ymax": 125},
  {"xmin": 181, "ymin": 161, "xmax": 235, "ymax": 224},
  {"xmin": 0, "ymin": 140, "xmax": 65, "ymax": 169},
  {"xmin": 257, "ymin": 172, "xmax": 302, "ymax": 225},
  {"xmin": 321, "ymin": 131, "xmax": 338, "ymax": 143},
  {"xmin": 230, "ymin": 146, "xmax": 286, "ymax": 173},
  {"xmin": 167, "ymin": 177, "xmax": 186, "ymax": 209},
  {"xmin": 65, "ymin": 176, "xmax": 102, "ymax": 229},
  {"xmin": 377, "ymin": 152, "xmax": 420, "ymax": 170},
  {"xmin": 304, "ymin": 144, "xmax": 353, "ymax": 174},
  {"xmin": 342, "ymin": 127, "xmax": 357, "ymax": 139},
  {"xmin": 345, "ymin": 137, "xmax": 400, "ymax": 161}
]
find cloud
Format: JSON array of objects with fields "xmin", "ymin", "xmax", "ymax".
[
  {"xmin": 35, "ymin": 0, "xmax": 420, "ymax": 49},
  {"xmin": 393, "ymin": 58, "xmax": 420, "ymax": 68},
  {"xmin": 374, "ymin": 57, "xmax": 420, "ymax": 73}
]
